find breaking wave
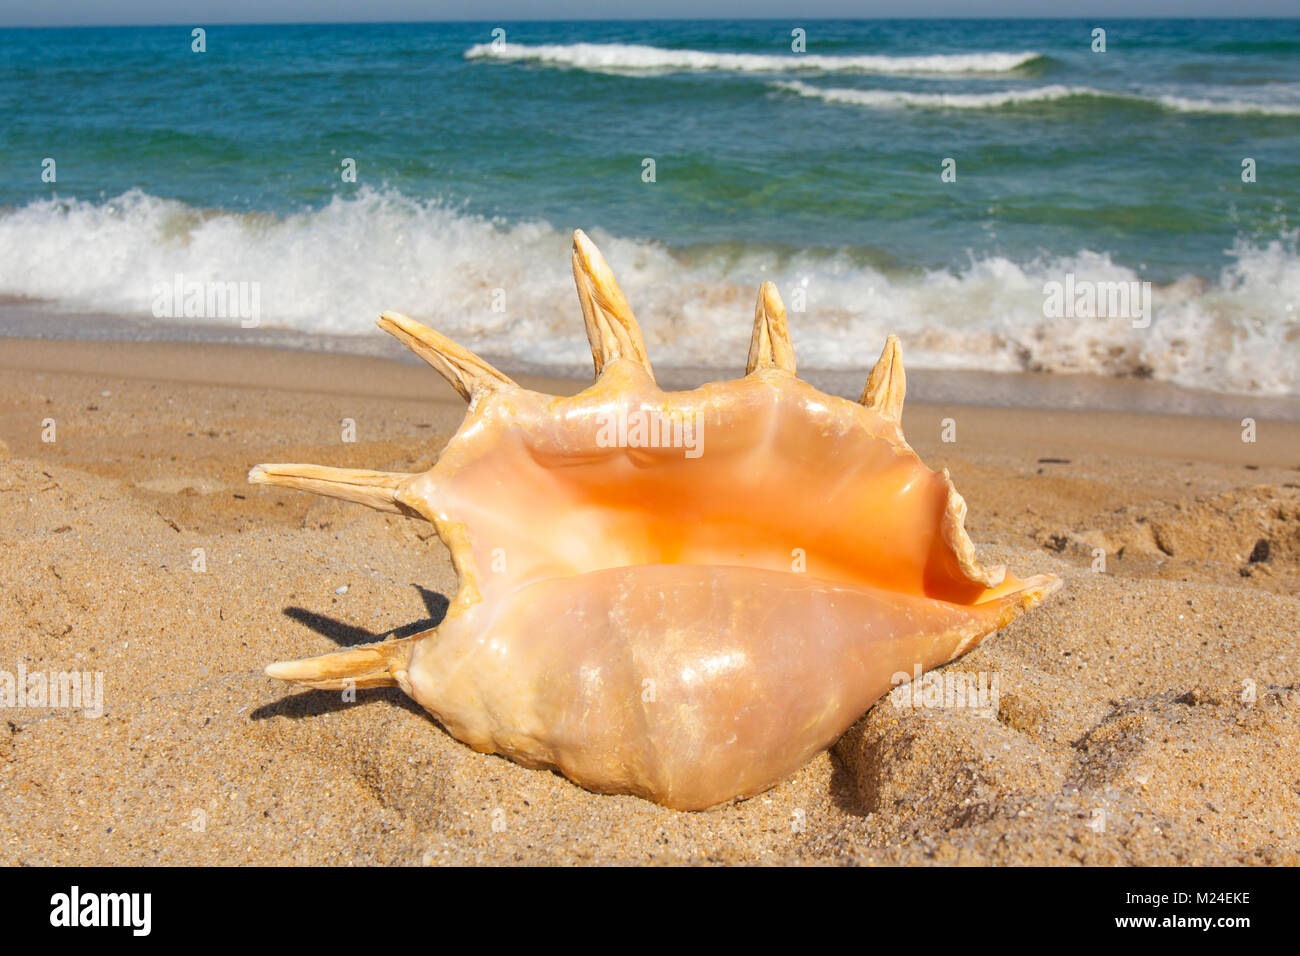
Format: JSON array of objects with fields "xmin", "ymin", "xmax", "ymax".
[
  {"xmin": 465, "ymin": 41, "xmax": 1044, "ymax": 76},
  {"xmin": 773, "ymin": 80, "xmax": 1300, "ymax": 115},
  {"xmin": 0, "ymin": 189, "xmax": 1295, "ymax": 397}
]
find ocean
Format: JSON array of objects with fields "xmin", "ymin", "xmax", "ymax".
[{"xmin": 0, "ymin": 19, "xmax": 1297, "ymax": 397}]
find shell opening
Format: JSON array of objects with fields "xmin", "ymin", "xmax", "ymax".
[{"xmin": 430, "ymin": 371, "xmax": 1018, "ymax": 609}]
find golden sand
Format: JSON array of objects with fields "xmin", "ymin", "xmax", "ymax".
[{"xmin": 0, "ymin": 338, "xmax": 1296, "ymax": 864}]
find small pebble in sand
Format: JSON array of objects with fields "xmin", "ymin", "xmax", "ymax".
[{"xmin": 335, "ymin": 585, "xmax": 349, "ymax": 594}]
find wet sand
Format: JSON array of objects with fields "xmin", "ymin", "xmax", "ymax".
[{"xmin": 1, "ymin": 337, "xmax": 1297, "ymax": 865}]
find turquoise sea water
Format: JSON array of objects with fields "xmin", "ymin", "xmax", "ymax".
[{"xmin": 0, "ymin": 19, "xmax": 1297, "ymax": 394}]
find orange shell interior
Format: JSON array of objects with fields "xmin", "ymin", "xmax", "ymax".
[{"xmin": 421, "ymin": 368, "xmax": 1023, "ymax": 610}]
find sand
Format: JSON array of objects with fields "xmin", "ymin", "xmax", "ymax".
[{"xmin": 0, "ymin": 337, "xmax": 1297, "ymax": 865}]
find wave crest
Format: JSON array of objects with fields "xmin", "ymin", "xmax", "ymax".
[
  {"xmin": 774, "ymin": 80, "xmax": 1300, "ymax": 115},
  {"xmin": 465, "ymin": 41, "xmax": 1043, "ymax": 76}
]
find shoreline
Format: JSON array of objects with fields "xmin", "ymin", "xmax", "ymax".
[
  {"xmin": 4, "ymin": 337, "xmax": 1300, "ymax": 465},
  {"xmin": 4, "ymin": 306, "xmax": 1299, "ymax": 421}
]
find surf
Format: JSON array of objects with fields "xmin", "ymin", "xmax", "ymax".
[
  {"xmin": 465, "ymin": 41, "xmax": 1045, "ymax": 76},
  {"xmin": 773, "ymin": 80, "xmax": 1300, "ymax": 115},
  {"xmin": 0, "ymin": 189, "xmax": 1294, "ymax": 398}
]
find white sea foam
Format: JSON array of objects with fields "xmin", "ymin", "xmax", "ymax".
[
  {"xmin": 774, "ymin": 80, "xmax": 1098, "ymax": 109},
  {"xmin": 1152, "ymin": 93, "xmax": 1300, "ymax": 116},
  {"xmin": 0, "ymin": 189, "xmax": 1295, "ymax": 397},
  {"xmin": 465, "ymin": 41, "xmax": 1042, "ymax": 76},
  {"xmin": 774, "ymin": 79, "xmax": 1300, "ymax": 115}
]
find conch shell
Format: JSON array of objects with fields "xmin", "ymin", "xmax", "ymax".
[{"xmin": 250, "ymin": 231, "xmax": 1060, "ymax": 810}]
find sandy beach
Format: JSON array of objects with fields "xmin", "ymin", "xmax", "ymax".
[{"xmin": 0, "ymin": 336, "xmax": 1295, "ymax": 865}]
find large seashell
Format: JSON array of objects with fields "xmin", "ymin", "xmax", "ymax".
[{"xmin": 250, "ymin": 231, "xmax": 1061, "ymax": 810}]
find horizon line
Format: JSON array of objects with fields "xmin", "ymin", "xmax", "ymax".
[{"xmin": 3, "ymin": 14, "xmax": 1299, "ymax": 29}]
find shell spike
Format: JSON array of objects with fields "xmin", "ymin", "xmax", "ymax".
[
  {"xmin": 746, "ymin": 281, "xmax": 796, "ymax": 375},
  {"xmin": 248, "ymin": 464, "xmax": 427, "ymax": 520},
  {"xmin": 860, "ymin": 334, "xmax": 906, "ymax": 423},
  {"xmin": 265, "ymin": 633, "xmax": 424, "ymax": 691},
  {"xmin": 377, "ymin": 311, "xmax": 517, "ymax": 402},
  {"xmin": 571, "ymin": 229, "xmax": 654, "ymax": 380}
]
